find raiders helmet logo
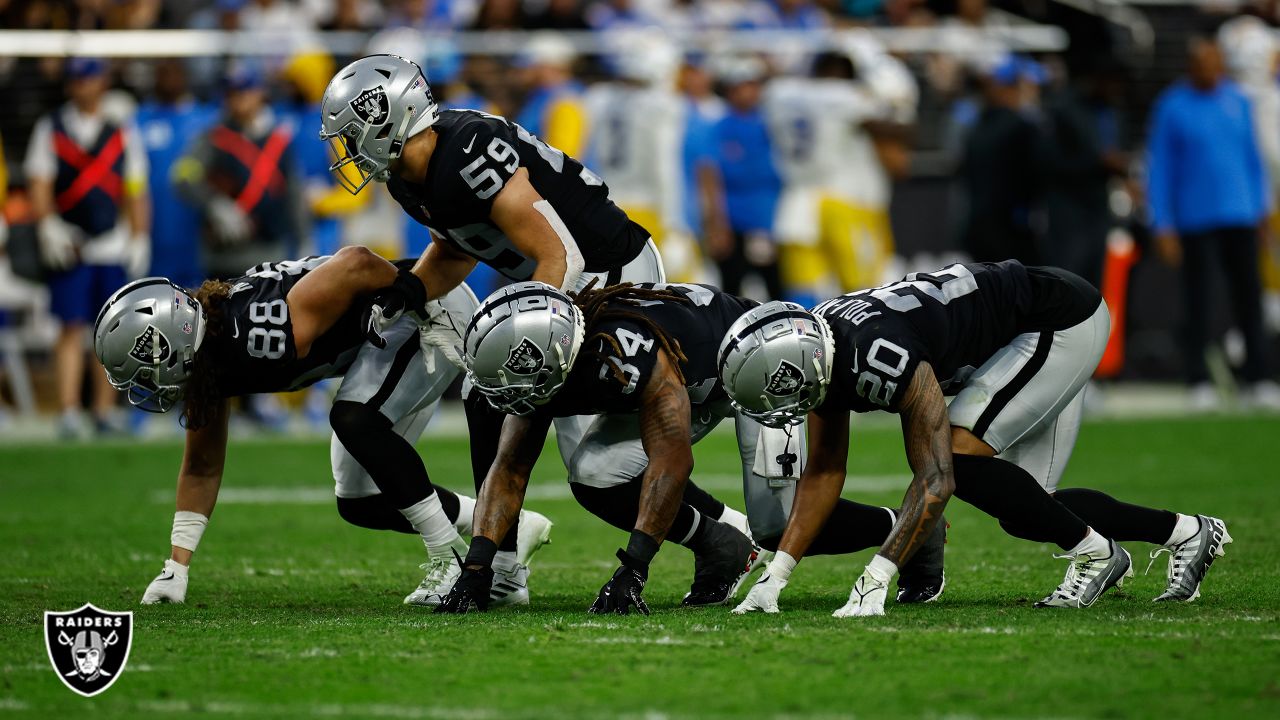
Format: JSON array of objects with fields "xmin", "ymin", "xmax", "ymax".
[
  {"xmin": 44, "ymin": 604, "xmax": 133, "ymax": 697},
  {"xmin": 350, "ymin": 86, "xmax": 390, "ymax": 125},
  {"xmin": 765, "ymin": 360, "xmax": 805, "ymax": 396},
  {"xmin": 504, "ymin": 337, "xmax": 546, "ymax": 376},
  {"xmin": 129, "ymin": 325, "xmax": 172, "ymax": 365}
]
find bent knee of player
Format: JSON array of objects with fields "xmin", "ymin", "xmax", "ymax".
[
  {"xmin": 951, "ymin": 426, "xmax": 997, "ymax": 456},
  {"xmin": 329, "ymin": 400, "xmax": 389, "ymax": 445}
]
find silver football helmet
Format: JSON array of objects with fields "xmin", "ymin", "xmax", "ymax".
[
  {"xmin": 93, "ymin": 278, "xmax": 207, "ymax": 413},
  {"xmin": 464, "ymin": 282, "xmax": 585, "ymax": 416},
  {"xmin": 319, "ymin": 54, "xmax": 439, "ymax": 194},
  {"xmin": 718, "ymin": 301, "xmax": 835, "ymax": 428}
]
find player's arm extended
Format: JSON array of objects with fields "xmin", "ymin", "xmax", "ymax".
[
  {"xmin": 471, "ymin": 412, "xmax": 554, "ymax": 549},
  {"xmin": 409, "ymin": 235, "xmax": 479, "ymax": 301},
  {"xmin": 879, "ymin": 362, "xmax": 954, "ymax": 567},
  {"xmin": 490, "ymin": 168, "xmax": 585, "ymax": 292},
  {"xmin": 171, "ymin": 399, "xmax": 231, "ymax": 566},
  {"xmin": 776, "ymin": 404, "xmax": 851, "ymax": 562},
  {"xmin": 286, "ymin": 246, "xmax": 400, "ymax": 357},
  {"xmin": 633, "ymin": 351, "xmax": 694, "ymax": 548}
]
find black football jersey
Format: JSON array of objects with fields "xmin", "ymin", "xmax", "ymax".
[
  {"xmin": 206, "ymin": 256, "xmax": 368, "ymax": 397},
  {"xmin": 546, "ymin": 284, "xmax": 757, "ymax": 416},
  {"xmin": 387, "ymin": 109, "xmax": 648, "ymax": 280},
  {"xmin": 815, "ymin": 261, "xmax": 1101, "ymax": 414}
]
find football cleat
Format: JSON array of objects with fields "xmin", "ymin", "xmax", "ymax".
[
  {"xmin": 404, "ymin": 553, "xmax": 462, "ymax": 607},
  {"xmin": 1150, "ymin": 515, "xmax": 1232, "ymax": 602},
  {"xmin": 489, "ymin": 562, "xmax": 531, "ymax": 608},
  {"xmin": 516, "ymin": 509, "xmax": 554, "ymax": 567},
  {"xmin": 1036, "ymin": 540, "xmax": 1132, "ymax": 609},
  {"xmin": 681, "ymin": 520, "xmax": 763, "ymax": 607},
  {"xmin": 896, "ymin": 573, "xmax": 945, "ymax": 604},
  {"xmin": 896, "ymin": 517, "xmax": 947, "ymax": 604}
]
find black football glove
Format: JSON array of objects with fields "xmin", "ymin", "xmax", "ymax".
[
  {"xmin": 433, "ymin": 561, "xmax": 494, "ymax": 615},
  {"xmin": 362, "ymin": 269, "xmax": 428, "ymax": 349},
  {"xmin": 588, "ymin": 549, "xmax": 651, "ymax": 616}
]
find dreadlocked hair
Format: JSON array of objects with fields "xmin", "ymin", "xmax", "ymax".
[
  {"xmin": 571, "ymin": 279, "xmax": 690, "ymax": 386},
  {"xmin": 181, "ymin": 279, "xmax": 234, "ymax": 430}
]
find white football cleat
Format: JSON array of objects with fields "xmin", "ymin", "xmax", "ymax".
[
  {"xmin": 1036, "ymin": 540, "xmax": 1132, "ymax": 608},
  {"xmin": 489, "ymin": 561, "xmax": 531, "ymax": 608},
  {"xmin": 516, "ymin": 509, "xmax": 553, "ymax": 567},
  {"xmin": 1151, "ymin": 515, "xmax": 1232, "ymax": 602},
  {"xmin": 404, "ymin": 553, "xmax": 462, "ymax": 607}
]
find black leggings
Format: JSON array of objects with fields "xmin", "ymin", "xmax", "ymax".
[{"xmin": 754, "ymin": 499, "xmax": 894, "ymax": 556}]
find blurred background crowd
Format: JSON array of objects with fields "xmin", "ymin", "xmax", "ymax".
[{"xmin": 2, "ymin": 0, "xmax": 1280, "ymax": 437}]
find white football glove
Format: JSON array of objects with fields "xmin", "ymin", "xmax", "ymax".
[
  {"xmin": 832, "ymin": 570, "xmax": 889, "ymax": 618},
  {"xmin": 418, "ymin": 298, "xmax": 466, "ymax": 371},
  {"xmin": 207, "ymin": 195, "xmax": 250, "ymax": 246},
  {"xmin": 38, "ymin": 216, "xmax": 78, "ymax": 270},
  {"xmin": 733, "ymin": 571, "xmax": 788, "ymax": 614},
  {"xmin": 141, "ymin": 558, "xmax": 189, "ymax": 604}
]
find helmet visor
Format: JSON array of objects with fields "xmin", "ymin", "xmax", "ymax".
[{"xmin": 321, "ymin": 122, "xmax": 382, "ymax": 195}]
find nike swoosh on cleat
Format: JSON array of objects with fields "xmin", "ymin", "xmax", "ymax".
[{"xmin": 463, "ymin": 134, "xmax": 477, "ymax": 153}]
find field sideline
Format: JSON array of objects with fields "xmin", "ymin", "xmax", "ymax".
[{"xmin": 1, "ymin": 415, "xmax": 1278, "ymax": 719}]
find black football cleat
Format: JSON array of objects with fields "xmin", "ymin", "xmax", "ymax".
[
  {"xmin": 896, "ymin": 574, "xmax": 946, "ymax": 604},
  {"xmin": 681, "ymin": 519, "xmax": 763, "ymax": 607}
]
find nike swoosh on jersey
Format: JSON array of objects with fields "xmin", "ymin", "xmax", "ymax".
[
  {"xmin": 231, "ymin": 319, "xmax": 240, "ymax": 338},
  {"xmin": 463, "ymin": 134, "xmax": 477, "ymax": 153}
]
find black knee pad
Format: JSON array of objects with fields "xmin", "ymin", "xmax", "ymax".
[{"xmin": 329, "ymin": 400, "xmax": 389, "ymax": 446}]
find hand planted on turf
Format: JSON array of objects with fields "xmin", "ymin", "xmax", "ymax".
[
  {"xmin": 433, "ymin": 563, "xmax": 493, "ymax": 614},
  {"xmin": 141, "ymin": 559, "xmax": 189, "ymax": 604},
  {"xmin": 732, "ymin": 571, "xmax": 788, "ymax": 614},
  {"xmin": 832, "ymin": 570, "xmax": 888, "ymax": 618},
  {"xmin": 362, "ymin": 270, "xmax": 428, "ymax": 349},
  {"xmin": 589, "ymin": 549, "xmax": 650, "ymax": 616}
]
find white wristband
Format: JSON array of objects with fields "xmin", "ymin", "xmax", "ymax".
[
  {"xmin": 866, "ymin": 554, "xmax": 899, "ymax": 585},
  {"xmin": 171, "ymin": 511, "xmax": 209, "ymax": 553},
  {"xmin": 767, "ymin": 551, "xmax": 798, "ymax": 583}
]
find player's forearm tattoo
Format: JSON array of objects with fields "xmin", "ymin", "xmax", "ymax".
[
  {"xmin": 473, "ymin": 416, "xmax": 545, "ymax": 545},
  {"xmin": 881, "ymin": 365, "xmax": 954, "ymax": 566},
  {"xmin": 634, "ymin": 375, "xmax": 694, "ymax": 542}
]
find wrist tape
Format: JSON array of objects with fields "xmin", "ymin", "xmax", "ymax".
[
  {"xmin": 767, "ymin": 551, "xmax": 798, "ymax": 583},
  {"xmin": 171, "ymin": 511, "xmax": 209, "ymax": 553}
]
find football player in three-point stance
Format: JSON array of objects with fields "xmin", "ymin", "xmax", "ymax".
[
  {"xmin": 319, "ymin": 54, "xmax": 668, "ymax": 580},
  {"xmin": 720, "ymin": 261, "xmax": 1231, "ymax": 616},
  {"xmin": 434, "ymin": 281, "xmax": 944, "ymax": 614},
  {"xmin": 93, "ymin": 250, "xmax": 550, "ymax": 608}
]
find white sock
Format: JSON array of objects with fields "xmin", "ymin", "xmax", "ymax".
[
  {"xmin": 1067, "ymin": 528, "xmax": 1111, "ymax": 558},
  {"xmin": 453, "ymin": 495, "xmax": 476, "ymax": 537},
  {"xmin": 1165, "ymin": 513, "xmax": 1200, "ymax": 547},
  {"xmin": 400, "ymin": 494, "xmax": 461, "ymax": 556},
  {"xmin": 718, "ymin": 505, "xmax": 748, "ymax": 530},
  {"xmin": 494, "ymin": 550, "xmax": 518, "ymax": 571}
]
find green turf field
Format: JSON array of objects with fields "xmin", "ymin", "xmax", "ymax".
[{"xmin": 1, "ymin": 415, "xmax": 1278, "ymax": 719}]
